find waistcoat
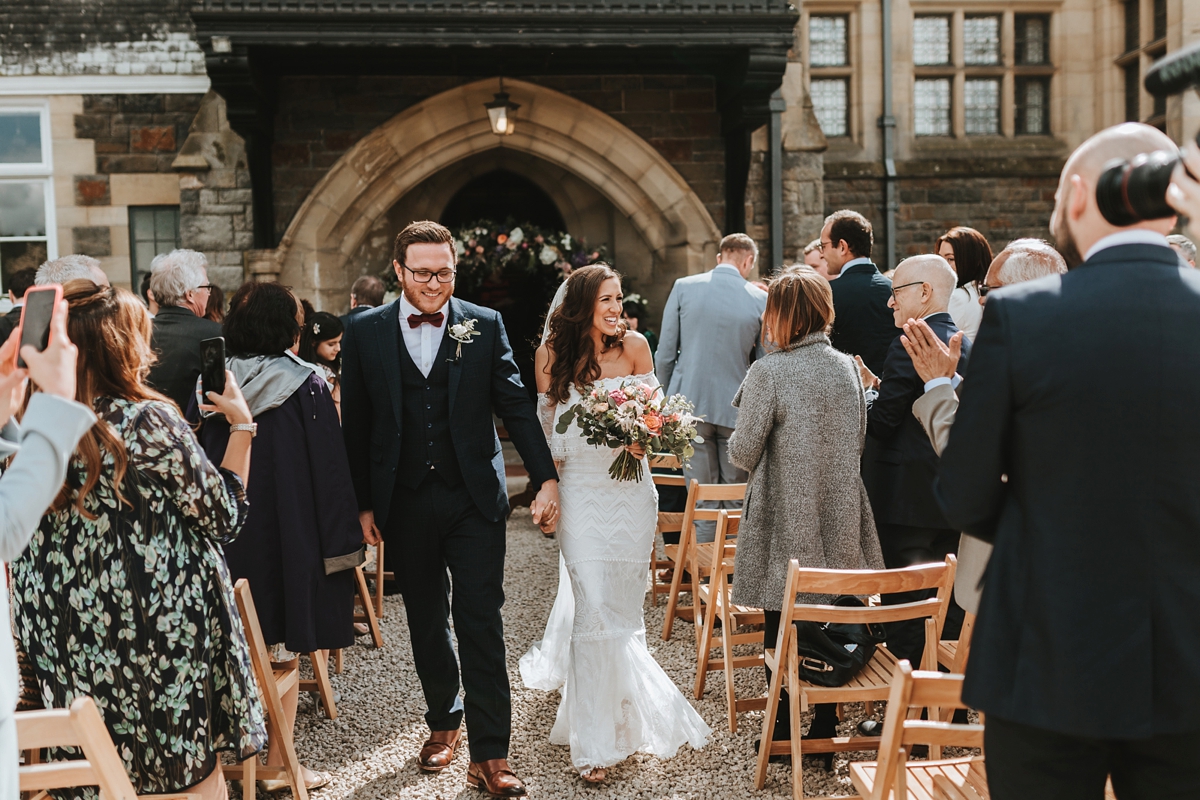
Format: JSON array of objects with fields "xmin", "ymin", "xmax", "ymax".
[{"xmin": 397, "ymin": 326, "xmax": 463, "ymax": 488}]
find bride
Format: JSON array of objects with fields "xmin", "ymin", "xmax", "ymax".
[{"xmin": 520, "ymin": 263, "xmax": 710, "ymax": 783}]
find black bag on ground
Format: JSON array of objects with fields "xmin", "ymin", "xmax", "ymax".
[{"xmin": 792, "ymin": 595, "xmax": 887, "ymax": 687}]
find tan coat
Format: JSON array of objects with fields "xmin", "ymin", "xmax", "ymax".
[
  {"xmin": 727, "ymin": 333, "xmax": 885, "ymax": 610},
  {"xmin": 911, "ymin": 382, "xmax": 991, "ymax": 615}
]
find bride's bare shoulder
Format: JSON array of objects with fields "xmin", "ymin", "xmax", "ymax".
[{"xmin": 621, "ymin": 331, "xmax": 654, "ymax": 373}]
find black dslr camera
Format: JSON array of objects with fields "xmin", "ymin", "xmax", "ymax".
[{"xmin": 1096, "ymin": 40, "xmax": 1200, "ymax": 226}]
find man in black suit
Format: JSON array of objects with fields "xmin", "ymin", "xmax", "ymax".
[
  {"xmin": 341, "ymin": 221, "xmax": 558, "ymax": 797},
  {"xmin": 824, "ymin": 210, "xmax": 898, "ymax": 375},
  {"xmin": 861, "ymin": 254, "xmax": 970, "ymax": 672},
  {"xmin": 340, "ymin": 274, "xmax": 385, "ymax": 327},
  {"xmin": 938, "ymin": 123, "xmax": 1200, "ymax": 798},
  {"xmin": 145, "ymin": 249, "xmax": 222, "ymax": 412},
  {"xmin": 0, "ymin": 268, "xmax": 36, "ymax": 344}
]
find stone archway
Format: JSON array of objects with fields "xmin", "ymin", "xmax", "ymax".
[{"xmin": 272, "ymin": 78, "xmax": 722, "ymax": 311}]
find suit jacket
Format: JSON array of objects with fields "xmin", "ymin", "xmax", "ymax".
[
  {"xmin": 830, "ymin": 262, "xmax": 900, "ymax": 376},
  {"xmin": 912, "ymin": 382, "xmax": 989, "ymax": 616},
  {"xmin": 863, "ymin": 312, "xmax": 970, "ymax": 529},
  {"xmin": 340, "ymin": 304, "xmax": 372, "ymax": 329},
  {"xmin": 655, "ymin": 265, "xmax": 767, "ymax": 430},
  {"xmin": 937, "ymin": 242, "xmax": 1200, "ymax": 739},
  {"xmin": 0, "ymin": 306, "xmax": 21, "ymax": 346},
  {"xmin": 340, "ymin": 297, "xmax": 557, "ymax": 529},
  {"xmin": 146, "ymin": 305, "xmax": 222, "ymax": 412}
]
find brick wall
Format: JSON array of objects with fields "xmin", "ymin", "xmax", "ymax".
[
  {"xmin": 823, "ymin": 157, "xmax": 1065, "ymax": 264},
  {"xmin": 271, "ymin": 74, "xmax": 724, "ymax": 241},
  {"xmin": 75, "ymin": 94, "xmax": 202, "ymax": 174}
]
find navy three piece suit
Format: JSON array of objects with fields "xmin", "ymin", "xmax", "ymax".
[{"xmin": 341, "ymin": 296, "xmax": 557, "ymax": 762}]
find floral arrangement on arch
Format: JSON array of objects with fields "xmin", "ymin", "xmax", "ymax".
[{"xmin": 382, "ymin": 219, "xmax": 609, "ymax": 297}]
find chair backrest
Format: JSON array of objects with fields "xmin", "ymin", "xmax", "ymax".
[
  {"xmin": 869, "ymin": 660, "xmax": 985, "ymax": 800},
  {"xmin": 779, "ymin": 556, "xmax": 957, "ymax": 632},
  {"xmin": 679, "ymin": 479, "xmax": 746, "ymax": 533},
  {"xmin": 16, "ymin": 696, "xmax": 139, "ymax": 799},
  {"xmin": 711, "ymin": 510, "xmax": 741, "ymax": 573},
  {"xmin": 649, "ymin": 453, "xmax": 682, "ymax": 470}
]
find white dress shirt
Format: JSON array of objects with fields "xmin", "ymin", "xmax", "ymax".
[
  {"xmin": 398, "ymin": 294, "xmax": 448, "ymax": 378},
  {"xmin": 839, "ymin": 256, "xmax": 874, "ymax": 274},
  {"xmin": 1083, "ymin": 230, "xmax": 1171, "ymax": 262}
]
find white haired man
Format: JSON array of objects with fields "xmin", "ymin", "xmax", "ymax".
[
  {"xmin": 855, "ymin": 254, "xmax": 970, "ymax": 685},
  {"xmin": 145, "ymin": 249, "xmax": 222, "ymax": 411},
  {"xmin": 35, "ymin": 254, "xmax": 109, "ymax": 287}
]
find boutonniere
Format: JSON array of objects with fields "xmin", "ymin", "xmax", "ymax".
[{"xmin": 447, "ymin": 318, "xmax": 482, "ymax": 362}]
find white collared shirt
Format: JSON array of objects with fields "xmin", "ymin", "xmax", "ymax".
[
  {"xmin": 398, "ymin": 294, "xmax": 448, "ymax": 378},
  {"xmin": 841, "ymin": 256, "xmax": 873, "ymax": 272},
  {"xmin": 1083, "ymin": 230, "xmax": 1171, "ymax": 262}
]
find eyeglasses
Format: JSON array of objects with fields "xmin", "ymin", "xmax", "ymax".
[
  {"xmin": 890, "ymin": 281, "xmax": 926, "ymax": 301},
  {"xmin": 979, "ymin": 283, "xmax": 1000, "ymax": 297},
  {"xmin": 404, "ymin": 265, "xmax": 456, "ymax": 284},
  {"xmin": 817, "ymin": 239, "xmax": 833, "ymax": 253},
  {"xmin": 196, "ymin": 284, "xmax": 214, "ymax": 292}
]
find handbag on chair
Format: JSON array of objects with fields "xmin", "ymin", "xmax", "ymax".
[{"xmin": 792, "ymin": 595, "xmax": 886, "ymax": 687}]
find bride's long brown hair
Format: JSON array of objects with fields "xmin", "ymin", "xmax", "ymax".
[
  {"xmin": 51, "ymin": 280, "xmax": 169, "ymax": 516},
  {"xmin": 544, "ymin": 264, "xmax": 626, "ymax": 404}
]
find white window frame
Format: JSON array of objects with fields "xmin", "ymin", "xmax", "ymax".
[{"xmin": 0, "ymin": 101, "xmax": 58, "ymax": 288}]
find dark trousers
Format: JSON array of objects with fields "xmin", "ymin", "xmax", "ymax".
[
  {"xmin": 762, "ymin": 610, "xmax": 837, "ymax": 735},
  {"xmin": 985, "ymin": 715, "xmax": 1200, "ymax": 800},
  {"xmin": 387, "ymin": 471, "xmax": 510, "ymax": 762},
  {"xmin": 877, "ymin": 523, "xmax": 963, "ymax": 666}
]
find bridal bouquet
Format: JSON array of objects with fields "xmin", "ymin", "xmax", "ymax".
[{"xmin": 555, "ymin": 380, "xmax": 703, "ymax": 482}]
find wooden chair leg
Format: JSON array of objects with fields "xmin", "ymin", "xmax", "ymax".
[
  {"xmin": 693, "ymin": 591, "xmax": 718, "ymax": 699},
  {"xmin": 722, "ymin": 596, "xmax": 739, "ymax": 733},
  {"xmin": 661, "ymin": 527, "xmax": 693, "ymax": 640},
  {"xmin": 373, "ymin": 541, "xmax": 386, "ymax": 620},
  {"xmin": 354, "ymin": 565, "xmax": 385, "ymax": 648},
  {"xmin": 301, "ymin": 650, "xmax": 338, "ymax": 720},
  {"xmin": 333, "ymin": 648, "xmax": 344, "ymax": 674},
  {"xmin": 788, "ymin": 654, "xmax": 805, "ymax": 800},
  {"xmin": 754, "ymin": 653, "xmax": 785, "ymax": 790},
  {"xmin": 242, "ymin": 752, "xmax": 257, "ymax": 800}
]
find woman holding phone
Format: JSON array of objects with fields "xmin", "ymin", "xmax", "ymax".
[{"xmin": 10, "ymin": 280, "xmax": 266, "ymax": 800}]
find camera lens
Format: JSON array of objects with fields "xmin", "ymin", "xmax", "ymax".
[{"xmin": 1096, "ymin": 149, "xmax": 1182, "ymax": 226}]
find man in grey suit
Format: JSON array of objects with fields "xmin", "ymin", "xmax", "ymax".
[{"xmin": 656, "ymin": 233, "xmax": 767, "ymax": 541}]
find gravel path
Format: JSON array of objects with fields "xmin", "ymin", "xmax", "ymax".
[{"xmin": 286, "ymin": 507, "xmax": 876, "ymax": 799}]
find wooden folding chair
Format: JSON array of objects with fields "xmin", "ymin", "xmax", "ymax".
[
  {"xmin": 300, "ymin": 650, "xmax": 338, "ymax": 720},
  {"xmin": 648, "ymin": 453, "xmax": 686, "ymax": 606},
  {"xmin": 848, "ymin": 661, "xmax": 986, "ymax": 800},
  {"xmin": 660, "ymin": 479, "xmax": 746, "ymax": 640},
  {"xmin": 937, "ymin": 611, "xmax": 976, "ymax": 675},
  {"xmin": 692, "ymin": 510, "xmax": 765, "ymax": 721},
  {"xmin": 754, "ymin": 556, "xmax": 957, "ymax": 800},
  {"xmin": 16, "ymin": 695, "xmax": 198, "ymax": 800},
  {"xmin": 223, "ymin": 579, "xmax": 310, "ymax": 800},
  {"xmin": 371, "ymin": 541, "xmax": 390, "ymax": 621}
]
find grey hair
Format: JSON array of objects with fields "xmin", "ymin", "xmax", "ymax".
[
  {"xmin": 36, "ymin": 254, "xmax": 107, "ymax": 286},
  {"xmin": 996, "ymin": 238, "xmax": 1067, "ymax": 285},
  {"xmin": 149, "ymin": 249, "xmax": 209, "ymax": 307},
  {"xmin": 1167, "ymin": 234, "xmax": 1197, "ymax": 264}
]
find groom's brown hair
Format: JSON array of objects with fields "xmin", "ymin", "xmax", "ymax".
[{"xmin": 393, "ymin": 220, "xmax": 457, "ymax": 268}]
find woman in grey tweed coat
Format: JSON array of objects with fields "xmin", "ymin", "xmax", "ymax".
[{"xmin": 727, "ymin": 266, "xmax": 884, "ymax": 750}]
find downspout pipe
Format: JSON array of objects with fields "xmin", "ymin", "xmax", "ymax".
[
  {"xmin": 879, "ymin": 0, "xmax": 898, "ymax": 271},
  {"xmin": 769, "ymin": 88, "xmax": 786, "ymax": 273}
]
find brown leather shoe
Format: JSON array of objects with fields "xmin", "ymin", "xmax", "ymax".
[
  {"xmin": 418, "ymin": 728, "xmax": 462, "ymax": 773},
  {"xmin": 466, "ymin": 759, "xmax": 527, "ymax": 797}
]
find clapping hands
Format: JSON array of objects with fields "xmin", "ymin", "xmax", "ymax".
[{"xmin": 901, "ymin": 318, "xmax": 961, "ymax": 385}]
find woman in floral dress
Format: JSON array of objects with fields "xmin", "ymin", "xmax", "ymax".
[{"xmin": 10, "ymin": 281, "xmax": 266, "ymax": 800}]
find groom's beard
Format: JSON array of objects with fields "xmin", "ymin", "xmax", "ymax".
[{"xmin": 402, "ymin": 281, "xmax": 453, "ymax": 314}]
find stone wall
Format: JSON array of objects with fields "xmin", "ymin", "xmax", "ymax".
[
  {"xmin": 271, "ymin": 74, "xmax": 724, "ymax": 242},
  {"xmin": 823, "ymin": 157, "xmax": 1064, "ymax": 263}
]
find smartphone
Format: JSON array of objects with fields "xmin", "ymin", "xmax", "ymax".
[
  {"xmin": 200, "ymin": 336, "xmax": 226, "ymax": 398},
  {"xmin": 15, "ymin": 284, "xmax": 62, "ymax": 369}
]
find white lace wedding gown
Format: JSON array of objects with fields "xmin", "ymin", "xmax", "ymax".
[{"xmin": 520, "ymin": 372, "xmax": 711, "ymax": 772}]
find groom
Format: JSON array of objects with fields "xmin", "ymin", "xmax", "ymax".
[{"xmin": 341, "ymin": 220, "xmax": 559, "ymax": 797}]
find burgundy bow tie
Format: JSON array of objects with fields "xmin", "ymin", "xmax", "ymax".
[{"xmin": 407, "ymin": 312, "xmax": 445, "ymax": 328}]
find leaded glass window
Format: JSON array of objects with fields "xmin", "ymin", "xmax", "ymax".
[
  {"xmin": 1015, "ymin": 15, "xmax": 1049, "ymax": 65},
  {"xmin": 1015, "ymin": 77, "xmax": 1049, "ymax": 135},
  {"xmin": 914, "ymin": 79, "xmax": 952, "ymax": 136},
  {"xmin": 964, "ymin": 79, "xmax": 1000, "ymax": 135},
  {"xmin": 809, "ymin": 16, "xmax": 848, "ymax": 67},
  {"xmin": 811, "ymin": 79, "xmax": 849, "ymax": 137},
  {"xmin": 914, "ymin": 16, "xmax": 951, "ymax": 66},
  {"xmin": 963, "ymin": 16, "xmax": 1001, "ymax": 66}
]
